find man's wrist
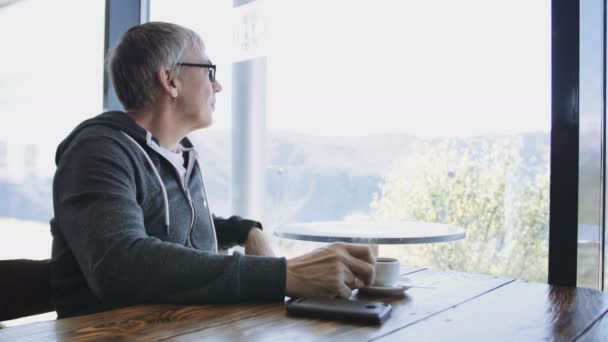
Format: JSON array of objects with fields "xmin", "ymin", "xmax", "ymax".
[
  {"xmin": 245, "ymin": 227, "xmax": 275, "ymax": 257},
  {"xmin": 247, "ymin": 227, "xmax": 264, "ymax": 242}
]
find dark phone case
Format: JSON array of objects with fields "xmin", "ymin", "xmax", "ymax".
[{"xmin": 286, "ymin": 297, "xmax": 392, "ymax": 324}]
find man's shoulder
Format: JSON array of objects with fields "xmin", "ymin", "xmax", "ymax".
[
  {"xmin": 67, "ymin": 125, "xmax": 141, "ymax": 153},
  {"xmin": 59, "ymin": 126, "xmax": 139, "ymax": 164},
  {"xmin": 74, "ymin": 125, "xmax": 130, "ymax": 142}
]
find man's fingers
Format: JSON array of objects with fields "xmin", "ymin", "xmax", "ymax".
[
  {"xmin": 342, "ymin": 244, "xmax": 376, "ymax": 265},
  {"xmin": 337, "ymin": 283, "xmax": 353, "ymax": 299},
  {"xmin": 342, "ymin": 254, "xmax": 376, "ymax": 286},
  {"xmin": 342, "ymin": 268, "xmax": 365, "ymax": 290}
]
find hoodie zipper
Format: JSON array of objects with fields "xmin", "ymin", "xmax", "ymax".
[
  {"xmin": 196, "ymin": 164, "xmax": 219, "ymax": 254},
  {"xmin": 172, "ymin": 154, "xmax": 197, "ymax": 245},
  {"xmin": 182, "ymin": 182, "xmax": 196, "ymax": 245}
]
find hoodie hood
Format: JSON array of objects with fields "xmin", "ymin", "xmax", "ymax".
[{"xmin": 55, "ymin": 111, "xmax": 194, "ymax": 165}]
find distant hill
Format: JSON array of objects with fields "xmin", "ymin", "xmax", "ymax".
[
  {"xmin": 0, "ymin": 178, "xmax": 52, "ymax": 222},
  {"xmin": 0, "ymin": 131, "xmax": 553, "ymax": 226},
  {"xmin": 189, "ymin": 130, "xmax": 551, "ymax": 227}
]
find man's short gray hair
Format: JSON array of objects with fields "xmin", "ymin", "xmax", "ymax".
[{"xmin": 107, "ymin": 21, "xmax": 203, "ymax": 110}]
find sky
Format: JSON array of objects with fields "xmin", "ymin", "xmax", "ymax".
[
  {"xmin": 1, "ymin": 0, "xmax": 552, "ymax": 144},
  {"xmin": 152, "ymin": 0, "xmax": 552, "ymax": 138},
  {"xmin": 0, "ymin": 0, "xmax": 105, "ymax": 145}
]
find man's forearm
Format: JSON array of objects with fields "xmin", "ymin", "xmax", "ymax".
[{"xmin": 83, "ymin": 234, "xmax": 285, "ymax": 304}]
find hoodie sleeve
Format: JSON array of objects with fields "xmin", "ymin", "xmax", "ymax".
[
  {"xmin": 53, "ymin": 136, "xmax": 286, "ymax": 306},
  {"xmin": 213, "ymin": 215, "xmax": 262, "ymax": 249}
]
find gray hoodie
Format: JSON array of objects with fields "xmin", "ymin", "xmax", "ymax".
[{"xmin": 50, "ymin": 111, "xmax": 286, "ymax": 318}]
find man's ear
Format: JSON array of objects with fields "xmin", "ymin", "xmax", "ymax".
[{"xmin": 157, "ymin": 68, "xmax": 180, "ymax": 98}]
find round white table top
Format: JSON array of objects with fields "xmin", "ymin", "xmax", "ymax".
[{"xmin": 273, "ymin": 221, "xmax": 465, "ymax": 244}]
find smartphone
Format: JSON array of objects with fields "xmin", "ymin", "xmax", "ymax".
[{"xmin": 286, "ymin": 297, "xmax": 392, "ymax": 324}]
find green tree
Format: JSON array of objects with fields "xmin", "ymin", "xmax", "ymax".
[{"xmin": 371, "ymin": 137, "xmax": 549, "ymax": 282}]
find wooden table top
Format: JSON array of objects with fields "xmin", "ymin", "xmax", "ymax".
[{"xmin": 1, "ymin": 265, "xmax": 607, "ymax": 341}]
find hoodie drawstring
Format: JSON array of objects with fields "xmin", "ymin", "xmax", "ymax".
[{"xmin": 121, "ymin": 132, "xmax": 171, "ymax": 234}]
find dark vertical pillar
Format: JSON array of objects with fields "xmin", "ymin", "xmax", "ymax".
[
  {"xmin": 549, "ymin": 0, "xmax": 580, "ymax": 286},
  {"xmin": 103, "ymin": 0, "xmax": 149, "ymax": 111}
]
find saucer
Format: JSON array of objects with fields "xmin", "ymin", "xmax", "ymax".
[{"xmin": 357, "ymin": 284, "xmax": 410, "ymax": 296}]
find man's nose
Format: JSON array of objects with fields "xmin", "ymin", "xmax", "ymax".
[{"xmin": 213, "ymin": 80, "xmax": 223, "ymax": 92}]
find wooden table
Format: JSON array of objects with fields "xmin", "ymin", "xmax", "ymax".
[{"xmin": 1, "ymin": 265, "xmax": 607, "ymax": 341}]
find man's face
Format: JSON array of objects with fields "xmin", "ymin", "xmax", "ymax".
[{"xmin": 176, "ymin": 46, "xmax": 223, "ymax": 129}]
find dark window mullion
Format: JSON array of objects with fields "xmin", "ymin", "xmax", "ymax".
[
  {"xmin": 103, "ymin": 0, "xmax": 149, "ymax": 111},
  {"xmin": 549, "ymin": 0, "xmax": 580, "ymax": 287}
]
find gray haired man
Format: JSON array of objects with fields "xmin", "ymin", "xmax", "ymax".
[{"xmin": 50, "ymin": 21, "xmax": 375, "ymax": 318}]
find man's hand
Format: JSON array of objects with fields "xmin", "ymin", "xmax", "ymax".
[
  {"xmin": 285, "ymin": 243, "xmax": 376, "ymax": 299},
  {"xmin": 244, "ymin": 228, "xmax": 276, "ymax": 257}
]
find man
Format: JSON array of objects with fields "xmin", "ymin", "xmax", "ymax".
[{"xmin": 51, "ymin": 21, "xmax": 375, "ymax": 318}]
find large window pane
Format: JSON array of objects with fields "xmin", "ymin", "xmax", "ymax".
[
  {"xmin": 0, "ymin": 0, "xmax": 104, "ymax": 260},
  {"xmin": 265, "ymin": 0, "xmax": 551, "ymax": 282},
  {"xmin": 152, "ymin": 0, "xmax": 551, "ymax": 282}
]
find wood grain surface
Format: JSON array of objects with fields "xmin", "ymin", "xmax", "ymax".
[
  {"xmin": 168, "ymin": 269, "xmax": 512, "ymax": 341},
  {"xmin": 0, "ymin": 303, "xmax": 277, "ymax": 342},
  {"xmin": 376, "ymin": 281, "xmax": 608, "ymax": 342},
  {"xmin": 1, "ymin": 265, "xmax": 606, "ymax": 342},
  {"xmin": 576, "ymin": 310, "xmax": 608, "ymax": 342}
]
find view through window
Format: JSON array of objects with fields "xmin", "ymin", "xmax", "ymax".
[
  {"xmin": 0, "ymin": 0, "xmax": 105, "ymax": 261},
  {"xmin": 153, "ymin": 0, "xmax": 553, "ymax": 283}
]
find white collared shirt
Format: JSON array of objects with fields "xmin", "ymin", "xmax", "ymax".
[{"xmin": 157, "ymin": 144, "xmax": 187, "ymax": 182}]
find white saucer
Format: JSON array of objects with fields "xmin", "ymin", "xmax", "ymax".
[{"xmin": 357, "ymin": 284, "xmax": 410, "ymax": 296}]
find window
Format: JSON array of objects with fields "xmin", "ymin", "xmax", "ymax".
[
  {"xmin": 0, "ymin": 142, "xmax": 7, "ymax": 168},
  {"xmin": 152, "ymin": 0, "xmax": 552, "ymax": 283},
  {"xmin": 0, "ymin": 0, "xmax": 104, "ymax": 260},
  {"xmin": 264, "ymin": 0, "xmax": 551, "ymax": 282}
]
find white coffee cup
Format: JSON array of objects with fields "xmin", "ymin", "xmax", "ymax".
[{"xmin": 373, "ymin": 257, "xmax": 400, "ymax": 287}]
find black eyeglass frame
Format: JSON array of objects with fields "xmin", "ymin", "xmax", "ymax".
[{"xmin": 177, "ymin": 63, "xmax": 216, "ymax": 83}]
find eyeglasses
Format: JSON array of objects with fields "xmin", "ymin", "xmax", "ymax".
[{"xmin": 177, "ymin": 63, "xmax": 217, "ymax": 83}]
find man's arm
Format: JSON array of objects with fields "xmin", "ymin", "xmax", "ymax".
[{"xmin": 54, "ymin": 136, "xmax": 286, "ymax": 305}]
